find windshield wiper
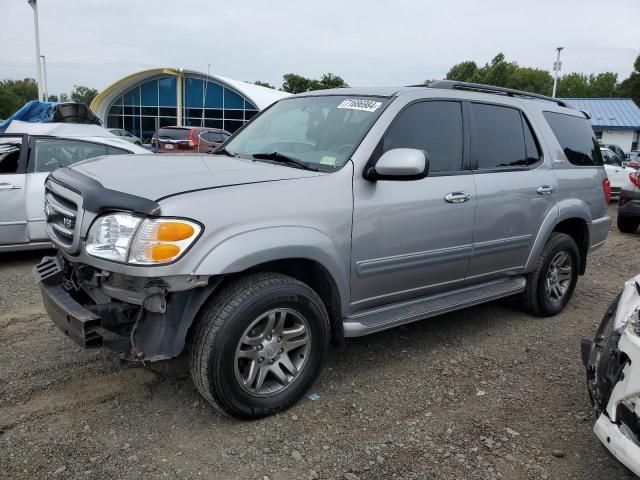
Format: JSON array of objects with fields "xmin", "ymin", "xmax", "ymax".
[
  {"xmin": 251, "ymin": 152, "xmax": 319, "ymax": 171},
  {"xmin": 210, "ymin": 147, "xmax": 237, "ymax": 157}
]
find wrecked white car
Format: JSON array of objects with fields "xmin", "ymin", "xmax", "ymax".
[{"xmin": 583, "ymin": 275, "xmax": 640, "ymax": 477}]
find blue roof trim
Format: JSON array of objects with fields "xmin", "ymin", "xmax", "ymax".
[{"xmin": 560, "ymin": 98, "xmax": 640, "ymax": 129}]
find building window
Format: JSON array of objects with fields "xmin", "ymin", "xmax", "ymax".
[
  {"xmin": 106, "ymin": 75, "xmax": 258, "ymax": 143},
  {"xmin": 594, "ymin": 130, "xmax": 603, "ymax": 140}
]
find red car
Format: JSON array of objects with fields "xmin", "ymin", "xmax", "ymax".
[{"xmin": 153, "ymin": 126, "xmax": 231, "ymax": 153}]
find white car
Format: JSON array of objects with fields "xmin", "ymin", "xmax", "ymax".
[
  {"xmin": 108, "ymin": 128, "xmax": 143, "ymax": 145},
  {"xmin": 601, "ymin": 147, "xmax": 636, "ymax": 199},
  {"xmin": 0, "ymin": 121, "xmax": 149, "ymax": 252},
  {"xmin": 583, "ymin": 275, "xmax": 640, "ymax": 477}
]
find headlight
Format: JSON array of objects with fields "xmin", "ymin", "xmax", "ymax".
[
  {"xmin": 86, "ymin": 213, "xmax": 142, "ymax": 262},
  {"xmin": 86, "ymin": 214, "xmax": 201, "ymax": 265}
]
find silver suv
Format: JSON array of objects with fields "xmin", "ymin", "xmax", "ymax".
[{"xmin": 34, "ymin": 81, "xmax": 611, "ymax": 418}]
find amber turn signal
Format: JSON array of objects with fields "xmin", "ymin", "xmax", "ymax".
[
  {"xmin": 150, "ymin": 243, "xmax": 181, "ymax": 261},
  {"xmin": 156, "ymin": 222, "xmax": 195, "ymax": 241}
]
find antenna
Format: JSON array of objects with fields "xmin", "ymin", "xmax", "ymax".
[{"xmin": 201, "ymin": 63, "xmax": 210, "ymax": 128}]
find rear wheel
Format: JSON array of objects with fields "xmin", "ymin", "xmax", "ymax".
[
  {"xmin": 617, "ymin": 215, "xmax": 639, "ymax": 234},
  {"xmin": 522, "ymin": 233, "xmax": 579, "ymax": 317},
  {"xmin": 189, "ymin": 273, "xmax": 329, "ymax": 419}
]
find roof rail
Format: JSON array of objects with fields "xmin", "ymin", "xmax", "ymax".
[{"xmin": 419, "ymin": 80, "xmax": 568, "ymax": 108}]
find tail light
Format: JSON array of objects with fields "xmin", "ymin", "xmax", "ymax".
[
  {"xmin": 602, "ymin": 178, "xmax": 611, "ymax": 203},
  {"xmin": 630, "ymin": 172, "xmax": 640, "ymax": 188},
  {"xmin": 628, "ymin": 160, "xmax": 639, "ymax": 169},
  {"xmin": 188, "ymin": 129, "xmax": 197, "ymax": 147}
]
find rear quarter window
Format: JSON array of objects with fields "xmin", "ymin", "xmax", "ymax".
[
  {"xmin": 543, "ymin": 111, "xmax": 603, "ymax": 166},
  {"xmin": 157, "ymin": 128, "xmax": 189, "ymax": 140}
]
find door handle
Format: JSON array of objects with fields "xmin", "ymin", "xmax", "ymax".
[
  {"xmin": 536, "ymin": 185, "xmax": 554, "ymax": 195},
  {"xmin": 444, "ymin": 192, "xmax": 471, "ymax": 203},
  {"xmin": 0, "ymin": 183, "xmax": 21, "ymax": 191}
]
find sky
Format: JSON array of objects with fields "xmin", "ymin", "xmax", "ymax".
[{"xmin": 1, "ymin": 0, "xmax": 638, "ymax": 95}]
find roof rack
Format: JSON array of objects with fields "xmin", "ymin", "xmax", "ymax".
[{"xmin": 417, "ymin": 80, "xmax": 567, "ymax": 108}]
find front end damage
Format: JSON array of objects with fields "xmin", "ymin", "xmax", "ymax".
[
  {"xmin": 33, "ymin": 254, "xmax": 220, "ymax": 362},
  {"xmin": 582, "ymin": 276, "xmax": 640, "ymax": 476}
]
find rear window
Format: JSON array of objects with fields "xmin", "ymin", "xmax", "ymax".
[
  {"xmin": 543, "ymin": 112, "xmax": 603, "ymax": 166},
  {"xmin": 157, "ymin": 128, "xmax": 189, "ymax": 140},
  {"xmin": 472, "ymin": 103, "xmax": 540, "ymax": 169}
]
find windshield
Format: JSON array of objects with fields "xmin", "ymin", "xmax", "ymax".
[{"xmin": 223, "ymin": 95, "xmax": 389, "ymax": 170}]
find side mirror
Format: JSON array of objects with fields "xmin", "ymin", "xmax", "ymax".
[{"xmin": 366, "ymin": 148, "xmax": 429, "ymax": 181}]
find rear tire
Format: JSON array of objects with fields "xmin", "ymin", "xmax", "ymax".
[
  {"xmin": 189, "ymin": 273, "xmax": 329, "ymax": 419},
  {"xmin": 617, "ymin": 215, "xmax": 639, "ymax": 234},
  {"xmin": 522, "ymin": 233, "xmax": 579, "ymax": 317}
]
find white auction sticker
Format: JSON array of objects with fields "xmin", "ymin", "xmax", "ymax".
[{"xmin": 337, "ymin": 99, "xmax": 382, "ymax": 113}]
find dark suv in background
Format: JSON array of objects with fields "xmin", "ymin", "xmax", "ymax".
[{"xmin": 153, "ymin": 126, "xmax": 231, "ymax": 153}]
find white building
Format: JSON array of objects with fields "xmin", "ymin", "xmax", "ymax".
[
  {"xmin": 562, "ymin": 98, "xmax": 640, "ymax": 152},
  {"xmin": 90, "ymin": 67, "xmax": 289, "ymax": 143}
]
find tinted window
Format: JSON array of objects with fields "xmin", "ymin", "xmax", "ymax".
[
  {"xmin": 543, "ymin": 111, "xmax": 603, "ymax": 166},
  {"xmin": 0, "ymin": 137, "xmax": 22, "ymax": 174},
  {"xmin": 382, "ymin": 101, "xmax": 463, "ymax": 172},
  {"xmin": 523, "ymin": 116, "xmax": 541, "ymax": 164},
  {"xmin": 157, "ymin": 127, "xmax": 189, "ymax": 140},
  {"xmin": 30, "ymin": 138, "xmax": 128, "ymax": 173},
  {"xmin": 472, "ymin": 104, "xmax": 530, "ymax": 169}
]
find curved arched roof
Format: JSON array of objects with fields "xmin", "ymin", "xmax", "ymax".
[{"xmin": 90, "ymin": 67, "xmax": 289, "ymax": 120}]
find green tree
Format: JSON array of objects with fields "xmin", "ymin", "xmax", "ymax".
[
  {"xmin": 47, "ymin": 94, "xmax": 59, "ymax": 102},
  {"xmin": 445, "ymin": 53, "xmax": 553, "ymax": 95},
  {"xmin": 619, "ymin": 55, "xmax": 640, "ymax": 106},
  {"xmin": 70, "ymin": 85, "xmax": 98, "ymax": 105},
  {"xmin": 253, "ymin": 81, "xmax": 275, "ymax": 89},
  {"xmin": 59, "ymin": 92, "xmax": 69, "ymax": 102},
  {"xmin": 556, "ymin": 73, "xmax": 590, "ymax": 97},
  {"xmin": 281, "ymin": 73, "xmax": 348, "ymax": 94},
  {"xmin": 589, "ymin": 72, "xmax": 618, "ymax": 97},
  {"xmin": 0, "ymin": 78, "xmax": 38, "ymax": 118},
  {"xmin": 446, "ymin": 61, "xmax": 478, "ymax": 82}
]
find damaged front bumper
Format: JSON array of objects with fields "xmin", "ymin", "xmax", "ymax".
[
  {"xmin": 34, "ymin": 255, "xmax": 219, "ymax": 362},
  {"xmin": 582, "ymin": 276, "xmax": 640, "ymax": 477}
]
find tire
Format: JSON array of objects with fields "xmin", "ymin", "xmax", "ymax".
[
  {"xmin": 522, "ymin": 232, "xmax": 580, "ymax": 317},
  {"xmin": 617, "ymin": 215, "xmax": 639, "ymax": 234},
  {"xmin": 189, "ymin": 273, "xmax": 330, "ymax": 419}
]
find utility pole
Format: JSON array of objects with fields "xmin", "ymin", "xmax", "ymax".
[
  {"xmin": 40, "ymin": 55, "xmax": 48, "ymax": 101},
  {"xmin": 552, "ymin": 47, "xmax": 564, "ymax": 98},
  {"xmin": 27, "ymin": 0, "xmax": 44, "ymax": 102}
]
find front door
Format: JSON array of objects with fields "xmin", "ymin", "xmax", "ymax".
[
  {"xmin": 466, "ymin": 102, "xmax": 557, "ymax": 280},
  {"xmin": 351, "ymin": 100, "xmax": 476, "ymax": 311},
  {"xmin": 0, "ymin": 135, "xmax": 28, "ymax": 246}
]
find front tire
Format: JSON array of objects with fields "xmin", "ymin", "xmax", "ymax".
[
  {"xmin": 522, "ymin": 233, "xmax": 579, "ymax": 317},
  {"xmin": 189, "ymin": 273, "xmax": 330, "ymax": 419},
  {"xmin": 617, "ymin": 215, "xmax": 639, "ymax": 234}
]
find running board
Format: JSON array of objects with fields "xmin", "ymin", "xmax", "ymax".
[{"xmin": 343, "ymin": 276, "xmax": 527, "ymax": 337}]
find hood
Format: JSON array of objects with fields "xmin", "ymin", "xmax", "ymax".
[{"xmin": 70, "ymin": 153, "xmax": 324, "ymax": 201}]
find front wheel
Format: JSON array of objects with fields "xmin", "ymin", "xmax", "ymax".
[
  {"xmin": 522, "ymin": 233, "xmax": 579, "ymax": 317},
  {"xmin": 189, "ymin": 273, "xmax": 330, "ymax": 419}
]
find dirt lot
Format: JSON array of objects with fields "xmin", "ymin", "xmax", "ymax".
[{"xmin": 1, "ymin": 206, "xmax": 639, "ymax": 480}]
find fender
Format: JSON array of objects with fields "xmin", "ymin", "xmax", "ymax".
[
  {"xmin": 193, "ymin": 226, "xmax": 350, "ymax": 314},
  {"xmin": 524, "ymin": 198, "xmax": 593, "ymax": 272}
]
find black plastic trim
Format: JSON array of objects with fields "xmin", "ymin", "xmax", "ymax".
[{"xmin": 49, "ymin": 166, "xmax": 160, "ymax": 215}]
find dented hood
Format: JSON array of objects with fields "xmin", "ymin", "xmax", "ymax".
[{"xmin": 70, "ymin": 153, "xmax": 324, "ymax": 201}]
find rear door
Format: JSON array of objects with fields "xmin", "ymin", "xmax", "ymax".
[
  {"xmin": 0, "ymin": 134, "xmax": 28, "ymax": 246},
  {"xmin": 467, "ymin": 102, "xmax": 556, "ymax": 280}
]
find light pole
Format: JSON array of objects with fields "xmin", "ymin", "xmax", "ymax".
[
  {"xmin": 40, "ymin": 55, "xmax": 48, "ymax": 101},
  {"xmin": 27, "ymin": 0, "xmax": 44, "ymax": 102},
  {"xmin": 552, "ymin": 47, "xmax": 564, "ymax": 98}
]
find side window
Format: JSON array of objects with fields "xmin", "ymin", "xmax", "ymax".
[
  {"xmin": 30, "ymin": 138, "xmax": 127, "ymax": 173},
  {"xmin": 472, "ymin": 103, "xmax": 530, "ymax": 169},
  {"xmin": 382, "ymin": 101, "xmax": 463, "ymax": 173},
  {"xmin": 0, "ymin": 137, "xmax": 23, "ymax": 174},
  {"xmin": 522, "ymin": 115, "xmax": 542, "ymax": 164},
  {"xmin": 543, "ymin": 111, "xmax": 603, "ymax": 166}
]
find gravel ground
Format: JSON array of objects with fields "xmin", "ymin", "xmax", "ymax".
[{"xmin": 1, "ymin": 206, "xmax": 639, "ymax": 480}]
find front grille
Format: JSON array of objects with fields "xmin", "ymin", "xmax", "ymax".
[{"xmin": 44, "ymin": 181, "xmax": 82, "ymax": 251}]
